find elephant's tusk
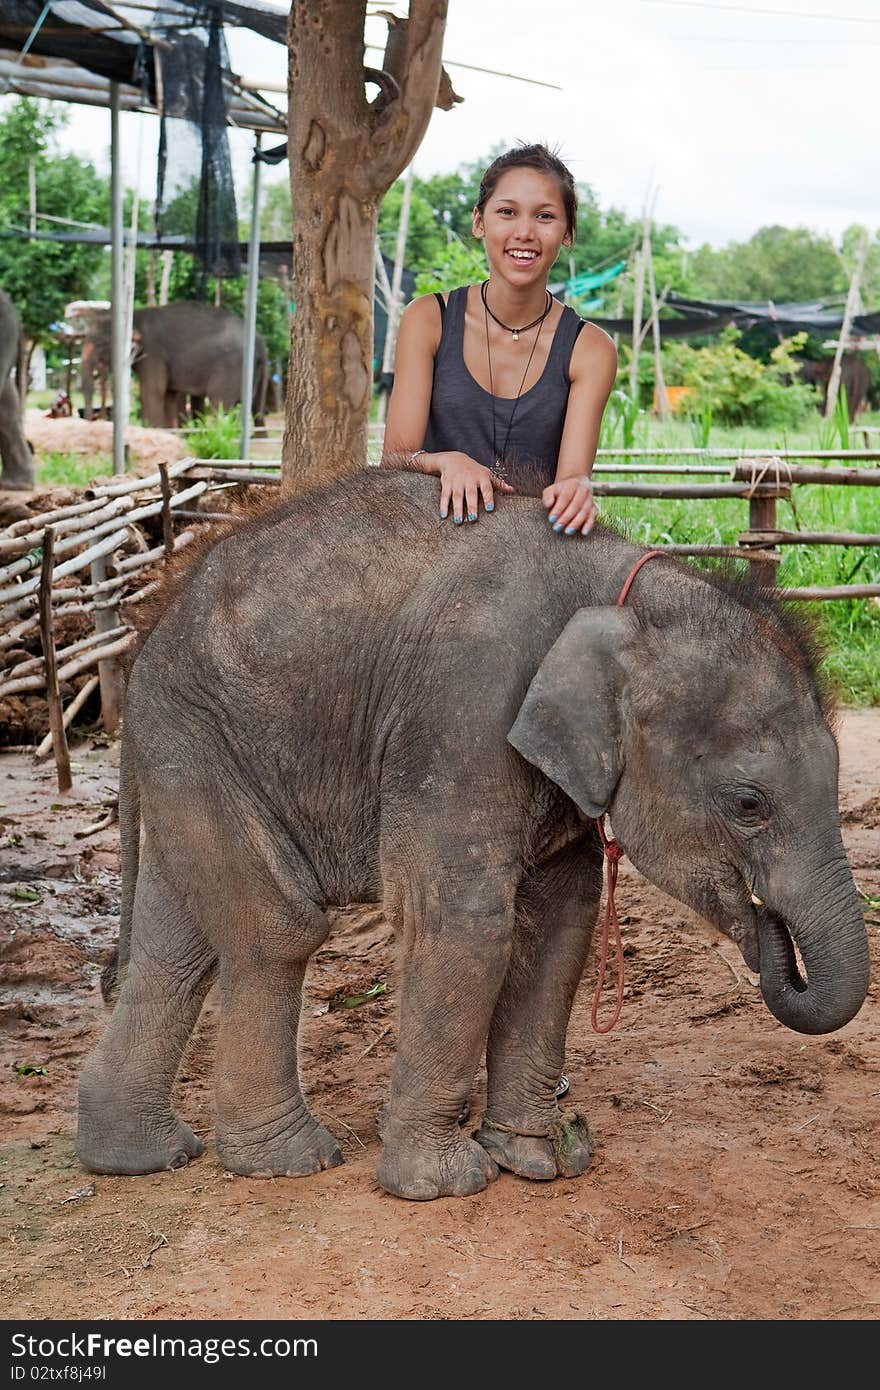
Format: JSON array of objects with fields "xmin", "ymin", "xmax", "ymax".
[{"xmin": 751, "ymin": 891, "xmax": 764, "ymax": 907}]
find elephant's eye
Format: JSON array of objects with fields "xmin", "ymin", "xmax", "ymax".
[{"xmin": 731, "ymin": 788, "xmax": 769, "ymax": 823}]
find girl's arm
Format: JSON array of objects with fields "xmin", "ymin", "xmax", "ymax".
[
  {"xmin": 380, "ymin": 291, "xmax": 514, "ymax": 522},
  {"xmin": 543, "ymin": 324, "xmax": 618, "ymax": 536},
  {"xmin": 380, "ymin": 295, "xmax": 443, "ymax": 471}
]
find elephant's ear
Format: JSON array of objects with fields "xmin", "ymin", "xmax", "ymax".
[{"xmin": 508, "ymin": 607, "xmax": 638, "ymax": 818}]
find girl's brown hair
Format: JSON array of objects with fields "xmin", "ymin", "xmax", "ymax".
[{"xmin": 475, "ymin": 144, "xmax": 578, "ymax": 240}]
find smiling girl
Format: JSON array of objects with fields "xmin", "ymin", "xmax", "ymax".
[{"xmin": 381, "ymin": 144, "xmax": 618, "ymax": 536}]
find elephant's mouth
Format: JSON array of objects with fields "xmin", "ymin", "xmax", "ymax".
[
  {"xmin": 714, "ymin": 884, "xmax": 806, "ymax": 992},
  {"xmin": 750, "ymin": 903, "xmax": 808, "ymax": 993}
]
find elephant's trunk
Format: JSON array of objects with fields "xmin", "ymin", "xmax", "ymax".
[{"xmin": 756, "ymin": 835, "xmax": 869, "ymax": 1035}]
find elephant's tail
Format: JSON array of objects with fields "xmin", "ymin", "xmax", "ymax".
[{"xmin": 101, "ymin": 727, "xmax": 140, "ymax": 1006}]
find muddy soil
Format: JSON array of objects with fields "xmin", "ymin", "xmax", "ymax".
[{"xmin": 1, "ymin": 713, "xmax": 878, "ymax": 1322}]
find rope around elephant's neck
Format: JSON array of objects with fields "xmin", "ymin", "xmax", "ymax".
[{"xmin": 590, "ymin": 550, "xmax": 664, "ymax": 1034}]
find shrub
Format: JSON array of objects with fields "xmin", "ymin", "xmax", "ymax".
[
  {"xmin": 188, "ymin": 404, "xmax": 242, "ymax": 460},
  {"xmin": 661, "ymin": 326, "xmax": 817, "ymax": 428}
]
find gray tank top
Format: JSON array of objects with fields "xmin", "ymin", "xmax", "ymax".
[{"xmin": 422, "ymin": 285, "xmax": 585, "ymax": 486}]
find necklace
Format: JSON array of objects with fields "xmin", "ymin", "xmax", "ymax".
[
  {"xmin": 483, "ymin": 286, "xmax": 552, "ymax": 469},
  {"xmin": 480, "ymin": 279, "xmax": 552, "ymax": 341}
]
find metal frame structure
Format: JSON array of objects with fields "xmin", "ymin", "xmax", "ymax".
[{"xmin": 0, "ymin": 1, "xmax": 287, "ymax": 468}]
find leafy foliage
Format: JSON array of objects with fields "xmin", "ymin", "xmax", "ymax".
[
  {"xmin": 660, "ymin": 327, "xmax": 817, "ymax": 427},
  {"xmin": 0, "ymin": 100, "xmax": 109, "ymax": 342},
  {"xmin": 188, "ymin": 403, "xmax": 242, "ymax": 459}
]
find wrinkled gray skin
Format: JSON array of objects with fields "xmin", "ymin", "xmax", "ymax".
[
  {"xmin": 76, "ymin": 471, "xmax": 870, "ymax": 1199},
  {"xmin": 81, "ymin": 303, "xmax": 267, "ymax": 427},
  {"xmin": 0, "ymin": 288, "xmax": 35, "ymax": 489}
]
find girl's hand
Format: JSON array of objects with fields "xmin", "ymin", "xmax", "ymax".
[
  {"xmin": 439, "ymin": 452, "xmax": 515, "ymax": 524},
  {"xmin": 542, "ymin": 475, "xmax": 596, "ymax": 537}
]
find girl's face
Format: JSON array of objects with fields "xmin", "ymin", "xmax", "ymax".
[{"xmin": 472, "ymin": 168, "xmax": 571, "ymax": 285}]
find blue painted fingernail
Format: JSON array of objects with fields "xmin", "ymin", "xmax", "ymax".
[
  {"xmin": 468, "ymin": 512, "xmax": 477, "ymax": 521},
  {"xmin": 486, "ymin": 502, "xmax": 494, "ymax": 512},
  {"xmin": 548, "ymin": 514, "xmax": 557, "ymax": 523},
  {"xmin": 553, "ymin": 522, "xmax": 563, "ymax": 532},
  {"xmin": 454, "ymin": 515, "xmax": 462, "ymax": 525},
  {"xmin": 440, "ymin": 510, "xmax": 447, "ymax": 518},
  {"xmin": 583, "ymin": 525, "xmax": 592, "ymax": 535},
  {"xmin": 564, "ymin": 526, "xmax": 575, "ymax": 535}
]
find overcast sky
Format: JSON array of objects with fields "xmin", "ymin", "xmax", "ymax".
[{"xmin": 36, "ymin": 0, "xmax": 880, "ymax": 250}]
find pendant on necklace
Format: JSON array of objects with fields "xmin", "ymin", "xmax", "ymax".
[{"xmin": 512, "ymin": 330, "xmax": 519, "ymax": 342}]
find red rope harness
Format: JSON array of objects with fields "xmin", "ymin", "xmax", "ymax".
[{"xmin": 590, "ymin": 550, "xmax": 664, "ymax": 1034}]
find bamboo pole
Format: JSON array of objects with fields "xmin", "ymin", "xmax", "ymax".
[
  {"xmin": 731, "ymin": 462, "xmax": 880, "ymax": 487},
  {"xmin": 646, "ymin": 238, "xmax": 669, "ymax": 418},
  {"xmin": 7, "ymin": 625, "xmax": 130, "ymax": 680},
  {"xmin": 0, "ymin": 527, "xmax": 131, "ymax": 621},
  {"xmin": 589, "ymin": 481, "xmax": 790, "ymax": 500},
  {"xmin": 38, "ymin": 529, "xmax": 72, "ymax": 794},
  {"xmin": 87, "ymin": 455, "xmax": 195, "ymax": 499},
  {"xmin": 0, "ymin": 498, "xmax": 134, "ymax": 577},
  {"xmin": 601, "ymin": 449, "xmax": 880, "ymax": 460},
  {"xmin": 184, "ymin": 467, "xmax": 282, "ymax": 485},
  {"xmin": 782, "ymin": 583, "xmax": 880, "ymax": 601},
  {"xmin": 0, "ymin": 630, "xmax": 135, "ymax": 698},
  {"xmin": 90, "ymin": 552, "xmax": 124, "ymax": 732},
  {"xmin": 3, "ymin": 495, "xmax": 109, "ymax": 539},
  {"xmin": 825, "ymin": 230, "xmax": 869, "ymax": 420},
  {"xmin": 628, "ymin": 237, "xmax": 646, "ymax": 402},
  {"xmin": 158, "ymin": 462, "xmax": 174, "ymax": 560},
  {"xmin": 653, "ymin": 544, "xmax": 781, "ymax": 562},
  {"xmin": 33, "ymin": 676, "xmax": 100, "ymax": 762},
  {"xmin": 739, "ymin": 529, "xmax": 880, "ymax": 547},
  {"xmin": 747, "ymin": 492, "xmax": 779, "ymax": 587}
]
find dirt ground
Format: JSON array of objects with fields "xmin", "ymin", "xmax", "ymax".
[{"xmin": 1, "ymin": 712, "xmax": 878, "ymax": 1322}]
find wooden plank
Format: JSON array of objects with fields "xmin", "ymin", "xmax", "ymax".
[
  {"xmin": 730, "ymin": 462, "xmax": 880, "ymax": 487},
  {"xmin": 739, "ymin": 530, "xmax": 880, "ymax": 547},
  {"xmin": 37, "ymin": 529, "xmax": 72, "ymax": 794}
]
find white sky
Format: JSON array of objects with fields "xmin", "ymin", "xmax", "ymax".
[{"xmin": 38, "ymin": 0, "xmax": 880, "ymax": 250}]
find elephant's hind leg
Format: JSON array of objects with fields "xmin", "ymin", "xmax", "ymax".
[
  {"xmin": 76, "ymin": 849, "xmax": 216, "ymax": 1175},
  {"xmin": 475, "ymin": 839, "xmax": 602, "ymax": 1182},
  {"xmin": 214, "ymin": 895, "xmax": 343, "ymax": 1178}
]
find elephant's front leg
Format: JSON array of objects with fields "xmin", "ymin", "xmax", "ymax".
[
  {"xmin": 476, "ymin": 837, "xmax": 603, "ymax": 1182},
  {"xmin": 378, "ymin": 860, "xmax": 518, "ymax": 1201}
]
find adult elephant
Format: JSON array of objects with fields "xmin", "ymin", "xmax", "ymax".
[
  {"xmin": 76, "ymin": 470, "xmax": 870, "ymax": 1197},
  {"xmin": 0, "ymin": 288, "xmax": 35, "ymax": 489},
  {"xmin": 799, "ymin": 354, "xmax": 871, "ymax": 421},
  {"xmin": 81, "ymin": 303, "xmax": 268, "ymax": 428}
]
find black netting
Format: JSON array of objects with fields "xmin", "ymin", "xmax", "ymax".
[
  {"xmin": 0, "ymin": 1, "xmax": 152, "ymax": 90},
  {"xmin": 152, "ymin": 3, "xmax": 241, "ymax": 290}
]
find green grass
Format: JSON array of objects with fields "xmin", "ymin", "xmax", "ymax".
[
  {"xmin": 188, "ymin": 404, "xmax": 243, "ymax": 460},
  {"xmin": 599, "ymin": 415, "xmax": 880, "ymax": 705},
  {"xmin": 36, "ymin": 452, "xmax": 113, "ymax": 487}
]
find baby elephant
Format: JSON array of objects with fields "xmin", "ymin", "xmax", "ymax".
[{"xmin": 77, "ymin": 470, "xmax": 869, "ymax": 1199}]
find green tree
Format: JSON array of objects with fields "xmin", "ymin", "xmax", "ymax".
[
  {"xmin": 0, "ymin": 98, "xmax": 109, "ymax": 342},
  {"xmin": 685, "ymin": 226, "xmax": 848, "ymax": 304}
]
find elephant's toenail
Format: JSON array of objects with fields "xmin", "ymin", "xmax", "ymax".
[{"xmin": 167, "ymin": 1152, "xmax": 189, "ymax": 1170}]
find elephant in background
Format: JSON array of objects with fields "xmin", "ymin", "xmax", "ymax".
[
  {"xmin": 81, "ymin": 303, "xmax": 268, "ymax": 429},
  {"xmin": 0, "ymin": 288, "xmax": 35, "ymax": 490},
  {"xmin": 799, "ymin": 354, "xmax": 871, "ymax": 421}
]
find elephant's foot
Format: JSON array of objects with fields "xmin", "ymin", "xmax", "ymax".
[
  {"xmin": 376, "ymin": 1128, "xmax": 499, "ymax": 1201},
  {"xmin": 474, "ymin": 1111, "xmax": 592, "ymax": 1181},
  {"xmin": 216, "ymin": 1115, "xmax": 343, "ymax": 1178},
  {"xmin": 76, "ymin": 1103, "xmax": 203, "ymax": 1176}
]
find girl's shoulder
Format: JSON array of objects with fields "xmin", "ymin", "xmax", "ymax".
[{"xmin": 569, "ymin": 316, "xmax": 618, "ymax": 376}]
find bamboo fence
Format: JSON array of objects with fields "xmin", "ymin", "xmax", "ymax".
[{"xmin": 3, "ymin": 448, "xmax": 880, "ymax": 790}]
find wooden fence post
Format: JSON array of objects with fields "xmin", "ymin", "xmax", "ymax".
[
  {"xmin": 38, "ymin": 528, "xmax": 72, "ymax": 793},
  {"xmin": 90, "ymin": 551, "xmax": 123, "ymax": 733}
]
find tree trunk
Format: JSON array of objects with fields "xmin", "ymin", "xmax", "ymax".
[{"xmin": 283, "ymin": 0, "xmax": 450, "ymax": 496}]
